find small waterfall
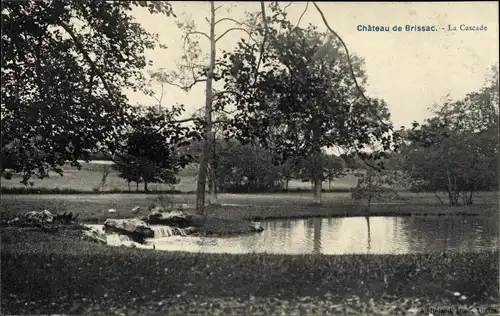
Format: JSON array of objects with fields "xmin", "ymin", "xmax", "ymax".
[
  {"xmin": 106, "ymin": 233, "xmax": 135, "ymax": 246},
  {"xmin": 151, "ymin": 225, "xmax": 188, "ymax": 238}
]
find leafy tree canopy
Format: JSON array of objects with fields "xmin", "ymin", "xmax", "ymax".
[
  {"xmin": 1, "ymin": 0, "xmax": 175, "ymax": 184},
  {"xmin": 213, "ymin": 5, "xmax": 393, "ymax": 166}
]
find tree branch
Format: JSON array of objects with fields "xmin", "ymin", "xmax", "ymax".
[
  {"xmin": 297, "ymin": 2, "xmax": 309, "ymax": 28},
  {"xmin": 215, "ymin": 27, "xmax": 255, "ymax": 42},
  {"xmin": 220, "ymin": 108, "xmax": 238, "ymax": 115},
  {"xmin": 251, "ymin": 1, "xmax": 268, "ymax": 88},
  {"xmin": 151, "ymin": 84, "xmax": 163, "ymax": 106},
  {"xmin": 215, "ymin": 17, "xmax": 252, "ymax": 28},
  {"xmin": 150, "ymin": 70, "xmax": 207, "ymax": 92},
  {"xmin": 171, "ymin": 117, "xmax": 198, "ymax": 124},
  {"xmin": 212, "ymin": 119, "xmax": 229, "ymax": 125},
  {"xmin": 212, "ymin": 89, "xmax": 246, "ymax": 100},
  {"xmin": 168, "ymin": 78, "xmax": 207, "ymax": 92},
  {"xmin": 283, "ymin": 2, "xmax": 293, "ymax": 11},
  {"xmin": 312, "ymin": 2, "xmax": 391, "ymax": 130},
  {"xmin": 185, "ymin": 31, "xmax": 210, "ymax": 40},
  {"xmin": 59, "ymin": 22, "xmax": 116, "ymax": 101},
  {"xmin": 359, "ymin": 156, "xmax": 383, "ymax": 172}
]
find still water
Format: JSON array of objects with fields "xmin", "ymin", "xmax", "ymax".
[{"xmin": 148, "ymin": 215, "xmax": 499, "ymax": 255}]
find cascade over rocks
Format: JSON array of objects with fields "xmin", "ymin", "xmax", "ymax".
[
  {"xmin": 3, "ymin": 208, "xmax": 265, "ymax": 249},
  {"xmin": 104, "ymin": 218, "xmax": 154, "ymax": 242}
]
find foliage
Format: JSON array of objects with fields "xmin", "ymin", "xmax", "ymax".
[
  {"xmin": 216, "ymin": 6, "xmax": 392, "ymax": 157},
  {"xmin": 1, "ymin": 0, "xmax": 175, "ymax": 185},
  {"xmin": 214, "ymin": 5, "xmax": 394, "ymax": 203},
  {"xmin": 112, "ymin": 105, "xmax": 200, "ymax": 192},
  {"xmin": 351, "ymin": 169, "xmax": 408, "ymax": 211},
  {"xmin": 147, "ymin": 2, "xmax": 267, "ymax": 214},
  {"xmin": 215, "ymin": 139, "xmax": 282, "ymax": 193},
  {"xmin": 276, "ymin": 157, "xmax": 299, "ymax": 189},
  {"xmin": 151, "ymin": 191, "xmax": 185, "ymax": 212},
  {"xmin": 93, "ymin": 165, "xmax": 113, "ymax": 192},
  {"xmin": 402, "ymin": 67, "xmax": 499, "ymax": 205},
  {"xmin": 296, "ymin": 153, "xmax": 346, "ymax": 188}
]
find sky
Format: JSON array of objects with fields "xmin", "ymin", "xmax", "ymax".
[{"xmin": 128, "ymin": 1, "xmax": 499, "ymax": 130}]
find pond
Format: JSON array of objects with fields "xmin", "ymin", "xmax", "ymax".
[{"xmin": 88, "ymin": 215, "xmax": 499, "ymax": 255}]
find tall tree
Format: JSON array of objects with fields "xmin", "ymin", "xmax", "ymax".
[
  {"xmin": 1, "ymin": 0, "xmax": 175, "ymax": 184},
  {"xmin": 113, "ymin": 104, "xmax": 198, "ymax": 192},
  {"xmin": 403, "ymin": 66, "xmax": 499, "ymax": 205},
  {"xmin": 149, "ymin": 2, "xmax": 268, "ymax": 214},
  {"xmin": 216, "ymin": 6, "xmax": 393, "ymax": 204}
]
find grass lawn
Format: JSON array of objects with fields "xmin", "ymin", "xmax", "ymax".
[
  {"xmin": 1, "ymin": 191, "xmax": 497, "ymax": 224},
  {"xmin": 0, "ymin": 162, "xmax": 360, "ymax": 193},
  {"xmin": 1, "ymin": 228, "xmax": 498, "ymax": 315}
]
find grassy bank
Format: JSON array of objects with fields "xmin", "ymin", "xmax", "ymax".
[
  {"xmin": 1, "ymin": 228, "xmax": 498, "ymax": 315},
  {"xmin": 1, "ymin": 192, "xmax": 497, "ymax": 224}
]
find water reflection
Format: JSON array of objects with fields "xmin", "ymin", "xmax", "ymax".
[{"xmin": 150, "ymin": 215, "xmax": 498, "ymax": 255}]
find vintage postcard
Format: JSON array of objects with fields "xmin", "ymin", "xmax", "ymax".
[{"xmin": 1, "ymin": 1, "xmax": 498, "ymax": 315}]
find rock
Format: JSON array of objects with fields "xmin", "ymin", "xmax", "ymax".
[
  {"xmin": 177, "ymin": 203, "xmax": 190, "ymax": 210},
  {"xmin": 53, "ymin": 212, "xmax": 79, "ymax": 225},
  {"xmin": 108, "ymin": 208, "xmax": 117, "ymax": 213},
  {"xmin": 7, "ymin": 217, "xmax": 20, "ymax": 225},
  {"xmin": 250, "ymin": 222, "xmax": 264, "ymax": 233},
  {"xmin": 145, "ymin": 210, "xmax": 196, "ymax": 228},
  {"xmin": 149, "ymin": 206, "xmax": 165, "ymax": 213},
  {"xmin": 25, "ymin": 210, "xmax": 53, "ymax": 224},
  {"xmin": 131, "ymin": 206, "xmax": 141, "ymax": 214},
  {"xmin": 183, "ymin": 226, "xmax": 198, "ymax": 235},
  {"xmin": 82, "ymin": 228, "xmax": 107, "ymax": 244},
  {"xmin": 104, "ymin": 218, "xmax": 154, "ymax": 242}
]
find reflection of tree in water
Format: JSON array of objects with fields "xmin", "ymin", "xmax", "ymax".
[
  {"xmin": 402, "ymin": 215, "xmax": 498, "ymax": 252},
  {"xmin": 313, "ymin": 217, "xmax": 322, "ymax": 254},
  {"xmin": 267, "ymin": 220, "xmax": 278, "ymax": 231},
  {"xmin": 281, "ymin": 219, "xmax": 293, "ymax": 230},
  {"xmin": 306, "ymin": 217, "xmax": 344, "ymax": 254},
  {"xmin": 365, "ymin": 216, "xmax": 371, "ymax": 253}
]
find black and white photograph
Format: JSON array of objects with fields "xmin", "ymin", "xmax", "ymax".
[{"xmin": 1, "ymin": 1, "xmax": 499, "ymax": 315}]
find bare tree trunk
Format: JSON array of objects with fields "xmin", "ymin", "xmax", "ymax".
[
  {"xmin": 128, "ymin": 181, "xmax": 131, "ymax": 192},
  {"xmin": 313, "ymin": 176, "xmax": 322, "ymax": 204},
  {"xmin": 208, "ymin": 131, "xmax": 218, "ymax": 205},
  {"xmin": 195, "ymin": 2, "xmax": 216, "ymax": 215},
  {"xmin": 312, "ymin": 217, "xmax": 322, "ymax": 254},
  {"xmin": 365, "ymin": 172, "xmax": 373, "ymax": 213},
  {"xmin": 467, "ymin": 190, "xmax": 473, "ymax": 205},
  {"xmin": 312, "ymin": 118, "xmax": 322, "ymax": 205},
  {"xmin": 446, "ymin": 169, "xmax": 454, "ymax": 205},
  {"xmin": 452, "ymin": 175, "xmax": 459, "ymax": 206},
  {"xmin": 144, "ymin": 181, "xmax": 148, "ymax": 192},
  {"xmin": 136, "ymin": 182, "xmax": 139, "ymax": 192},
  {"xmin": 365, "ymin": 216, "xmax": 371, "ymax": 253},
  {"xmin": 433, "ymin": 191, "xmax": 445, "ymax": 204}
]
